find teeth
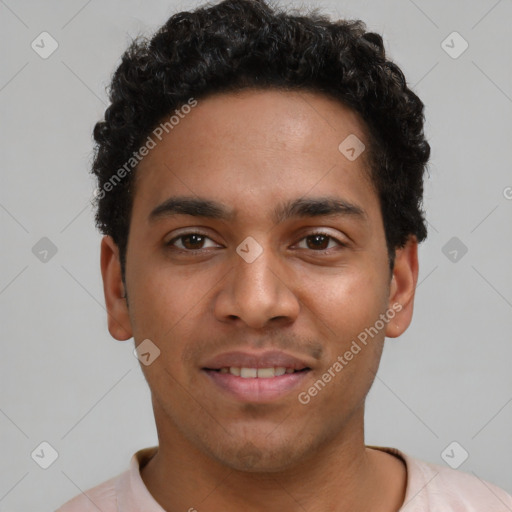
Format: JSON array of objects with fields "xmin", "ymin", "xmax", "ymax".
[
  {"xmin": 223, "ymin": 367, "xmax": 291, "ymax": 378},
  {"xmin": 240, "ymin": 367, "xmax": 257, "ymax": 378},
  {"xmin": 257, "ymin": 368, "xmax": 275, "ymax": 378}
]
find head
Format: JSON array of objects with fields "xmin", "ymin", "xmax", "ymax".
[{"xmin": 97, "ymin": 0, "xmax": 429, "ymax": 472}]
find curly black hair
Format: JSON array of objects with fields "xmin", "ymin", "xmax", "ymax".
[{"xmin": 91, "ymin": 0, "xmax": 430, "ymax": 284}]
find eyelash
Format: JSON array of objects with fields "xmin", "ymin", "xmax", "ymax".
[{"xmin": 165, "ymin": 231, "xmax": 347, "ymax": 254}]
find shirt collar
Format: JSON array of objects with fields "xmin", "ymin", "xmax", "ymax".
[{"xmin": 116, "ymin": 446, "xmax": 165, "ymax": 512}]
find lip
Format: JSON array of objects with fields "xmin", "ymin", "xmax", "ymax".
[
  {"xmin": 201, "ymin": 350, "xmax": 312, "ymax": 371},
  {"xmin": 204, "ymin": 369, "xmax": 311, "ymax": 402},
  {"xmin": 201, "ymin": 350, "xmax": 314, "ymax": 403}
]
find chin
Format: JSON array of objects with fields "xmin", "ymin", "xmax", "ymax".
[
  {"xmin": 197, "ymin": 426, "xmax": 313, "ymax": 473},
  {"xmin": 213, "ymin": 442, "xmax": 304, "ymax": 473}
]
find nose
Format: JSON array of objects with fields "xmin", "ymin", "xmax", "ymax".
[{"xmin": 213, "ymin": 245, "xmax": 300, "ymax": 329}]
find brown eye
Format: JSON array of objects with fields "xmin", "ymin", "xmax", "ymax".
[
  {"xmin": 297, "ymin": 232, "xmax": 344, "ymax": 251},
  {"xmin": 305, "ymin": 234, "xmax": 330, "ymax": 250},
  {"xmin": 166, "ymin": 233, "xmax": 218, "ymax": 251},
  {"xmin": 181, "ymin": 234, "xmax": 205, "ymax": 250}
]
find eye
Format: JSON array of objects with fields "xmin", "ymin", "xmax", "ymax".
[
  {"xmin": 165, "ymin": 230, "xmax": 346, "ymax": 254},
  {"xmin": 295, "ymin": 232, "xmax": 346, "ymax": 251},
  {"xmin": 166, "ymin": 232, "xmax": 220, "ymax": 251}
]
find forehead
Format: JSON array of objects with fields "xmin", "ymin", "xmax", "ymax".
[{"xmin": 132, "ymin": 89, "xmax": 379, "ymax": 226}]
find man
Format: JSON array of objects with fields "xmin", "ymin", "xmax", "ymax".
[{"xmin": 57, "ymin": 0, "xmax": 512, "ymax": 510}]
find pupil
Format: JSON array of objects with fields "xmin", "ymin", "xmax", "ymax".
[
  {"xmin": 184, "ymin": 234, "xmax": 203, "ymax": 249},
  {"xmin": 308, "ymin": 234, "xmax": 328, "ymax": 250}
]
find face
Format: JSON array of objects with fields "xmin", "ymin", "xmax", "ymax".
[{"xmin": 101, "ymin": 89, "xmax": 418, "ymax": 472}]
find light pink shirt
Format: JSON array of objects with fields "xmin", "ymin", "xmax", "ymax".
[{"xmin": 55, "ymin": 445, "xmax": 512, "ymax": 511}]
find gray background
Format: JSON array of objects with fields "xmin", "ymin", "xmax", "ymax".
[{"xmin": 1, "ymin": 0, "xmax": 511, "ymax": 509}]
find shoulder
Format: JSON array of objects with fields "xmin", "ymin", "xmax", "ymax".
[
  {"xmin": 368, "ymin": 445, "xmax": 512, "ymax": 511},
  {"xmin": 55, "ymin": 473, "xmax": 122, "ymax": 512},
  {"xmin": 404, "ymin": 452, "xmax": 512, "ymax": 511},
  {"xmin": 54, "ymin": 446, "xmax": 159, "ymax": 512}
]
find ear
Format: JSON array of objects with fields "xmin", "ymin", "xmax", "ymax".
[
  {"xmin": 385, "ymin": 236, "xmax": 419, "ymax": 338},
  {"xmin": 100, "ymin": 235, "xmax": 133, "ymax": 341}
]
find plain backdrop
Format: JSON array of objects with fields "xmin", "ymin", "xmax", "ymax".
[{"xmin": 1, "ymin": 0, "xmax": 511, "ymax": 509}]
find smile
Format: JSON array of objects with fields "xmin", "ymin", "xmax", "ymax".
[
  {"xmin": 203, "ymin": 367, "xmax": 312, "ymax": 402},
  {"xmin": 213, "ymin": 367, "xmax": 308, "ymax": 378}
]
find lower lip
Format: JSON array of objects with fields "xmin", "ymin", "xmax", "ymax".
[{"xmin": 203, "ymin": 370, "xmax": 311, "ymax": 402}]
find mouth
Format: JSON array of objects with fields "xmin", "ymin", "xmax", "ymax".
[
  {"xmin": 201, "ymin": 350, "xmax": 314, "ymax": 402},
  {"xmin": 205, "ymin": 366, "xmax": 310, "ymax": 378}
]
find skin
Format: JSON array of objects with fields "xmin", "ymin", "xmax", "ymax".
[{"xmin": 101, "ymin": 89, "xmax": 419, "ymax": 511}]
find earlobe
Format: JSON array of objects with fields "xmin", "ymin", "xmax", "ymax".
[
  {"xmin": 100, "ymin": 235, "xmax": 133, "ymax": 341},
  {"xmin": 385, "ymin": 236, "xmax": 419, "ymax": 339}
]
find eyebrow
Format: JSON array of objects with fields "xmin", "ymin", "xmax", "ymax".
[{"xmin": 148, "ymin": 195, "xmax": 366, "ymax": 225}]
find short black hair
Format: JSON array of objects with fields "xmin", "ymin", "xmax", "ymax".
[{"xmin": 91, "ymin": 0, "xmax": 430, "ymax": 283}]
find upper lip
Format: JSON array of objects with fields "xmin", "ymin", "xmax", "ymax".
[{"xmin": 202, "ymin": 350, "xmax": 313, "ymax": 370}]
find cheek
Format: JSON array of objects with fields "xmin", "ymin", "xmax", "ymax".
[
  {"xmin": 127, "ymin": 265, "xmax": 199, "ymax": 339},
  {"xmin": 300, "ymin": 270, "xmax": 387, "ymax": 410},
  {"xmin": 127, "ymin": 261, "xmax": 226, "ymax": 362},
  {"xmin": 301, "ymin": 264, "xmax": 388, "ymax": 337}
]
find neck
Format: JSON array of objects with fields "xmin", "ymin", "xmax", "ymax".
[{"xmin": 140, "ymin": 404, "xmax": 406, "ymax": 512}]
